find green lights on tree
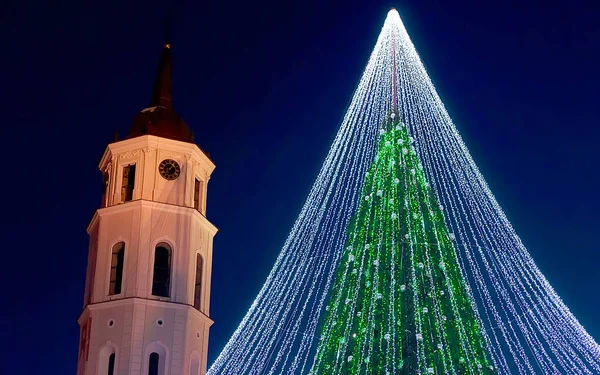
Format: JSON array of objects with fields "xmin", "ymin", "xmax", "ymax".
[{"xmin": 312, "ymin": 113, "xmax": 494, "ymax": 374}]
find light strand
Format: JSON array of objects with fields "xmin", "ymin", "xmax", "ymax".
[{"xmin": 207, "ymin": 9, "xmax": 600, "ymax": 375}]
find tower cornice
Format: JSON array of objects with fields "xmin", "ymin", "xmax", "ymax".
[
  {"xmin": 99, "ymin": 135, "xmax": 214, "ymax": 174},
  {"xmin": 79, "ymin": 297, "xmax": 214, "ymax": 327},
  {"xmin": 87, "ymin": 199, "xmax": 218, "ymax": 236}
]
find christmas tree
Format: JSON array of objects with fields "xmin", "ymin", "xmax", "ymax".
[
  {"xmin": 311, "ymin": 111, "xmax": 494, "ymax": 374},
  {"xmin": 208, "ymin": 10, "xmax": 600, "ymax": 375}
]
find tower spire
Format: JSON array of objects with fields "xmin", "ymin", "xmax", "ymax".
[
  {"xmin": 127, "ymin": 15, "xmax": 194, "ymax": 144},
  {"xmin": 150, "ymin": 42, "xmax": 173, "ymax": 108}
]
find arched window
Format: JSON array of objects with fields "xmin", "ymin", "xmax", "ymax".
[
  {"xmin": 193, "ymin": 254, "xmax": 203, "ymax": 311},
  {"xmin": 98, "ymin": 344, "xmax": 116, "ymax": 375},
  {"xmin": 108, "ymin": 353, "xmax": 115, "ymax": 375},
  {"xmin": 152, "ymin": 244, "xmax": 171, "ymax": 297},
  {"xmin": 109, "ymin": 242, "xmax": 125, "ymax": 295},
  {"xmin": 148, "ymin": 352, "xmax": 159, "ymax": 375},
  {"xmin": 144, "ymin": 342, "xmax": 167, "ymax": 375},
  {"xmin": 189, "ymin": 353, "xmax": 200, "ymax": 375}
]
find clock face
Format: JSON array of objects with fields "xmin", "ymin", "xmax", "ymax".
[{"xmin": 158, "ymin": 159, "xmax": 181, "ymax": 180}]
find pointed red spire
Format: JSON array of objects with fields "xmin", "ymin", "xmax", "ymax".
[
  {"xmin": 127, "ymin": 42, "xmax": 194, "ymax": 143},
  {"xmin": 150, "ymin": 43, "xmax": 173, "ymax": 108}
]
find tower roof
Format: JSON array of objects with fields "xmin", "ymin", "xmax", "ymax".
[{"xmin": 128, "ymin": 43, "xmax": 194, "ymax": 143}]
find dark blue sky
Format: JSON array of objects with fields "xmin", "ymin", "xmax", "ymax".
[{"xmin": 2, "ymin": 0, "xmax": 599, "ymax": 373}]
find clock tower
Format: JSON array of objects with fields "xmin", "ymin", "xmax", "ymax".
[{"xmin": 76, "ymin": 42, "xmax": 217, "ymax": 375}]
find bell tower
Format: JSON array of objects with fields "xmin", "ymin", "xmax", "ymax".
[{"xmin": 76, "ymin": 42, "xmax": 217, "ymax": 375}]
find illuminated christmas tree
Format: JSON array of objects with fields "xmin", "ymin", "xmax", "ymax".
[
  {"xmin": 208, "ymin": 9, "xmax": 600, "ymax": 375},
  {"xmin": 311, "ymin": 110, "xmax": 494, "ymax": 374}
]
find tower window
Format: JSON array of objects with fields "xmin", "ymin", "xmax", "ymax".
[
  {"xmin": 148, "ymin": 352, "xmax": 159, "ymax": 375},
  {"xmin": 109, "ymin": 242, "xmax": 125, "ymax": 295},
  {"xmin": 193, "ymin": 178, "xmax": 203, "ymax": 211},
  {"xmin": 98, "ymin": 344, "xmax": 116, "ymax": 375},
  {"xmin": 108, "ymin": 353, "xmax": 115, "ymax": 375},
  {"xmin": 190, "ymin": 354, "xmax": 200, "ymax": 375},
  {"xmin": 121, "ymin": 164, "xmax": 136, "ymax": 202},
  {"xmin": 152, "ymin": 244, "xmax": 172, "ymax": 297},
  {"xmin": 193, "ymin": 254, "xmax": 203, "ymax": 311}
]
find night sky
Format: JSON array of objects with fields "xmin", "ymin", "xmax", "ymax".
[{"xmin": 2, "ymin": 0, "xmax": 599, "ymax": 373}]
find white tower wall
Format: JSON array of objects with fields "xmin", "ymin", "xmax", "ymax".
[{"xmin": 76, "ymin": 135, "xmax": 217, "ymax": 375}]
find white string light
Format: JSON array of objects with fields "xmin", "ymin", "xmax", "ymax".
[{"xmin": 208, "ymin": 9, "xmax": 600, "ymax": 375}]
